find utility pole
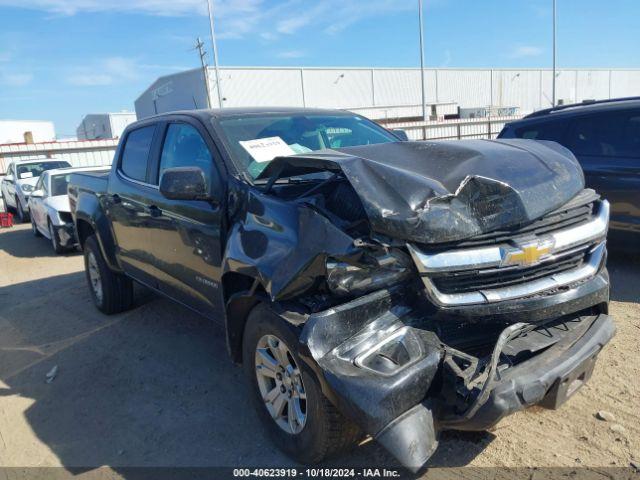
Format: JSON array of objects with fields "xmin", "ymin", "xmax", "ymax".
[
  {"xmin": 206, "ymin": 0, "xmax": 224, "ymax": 108},
  {"xmin": 418, "ymin": 0, "xmax": 427, "ymax": 122},
  {"xmin": 552, "ymin": 0, "xmax": 557, "ymax": 106},
  {"xmin": 195, "ymin": 37, "xmax": 212, "ymax": 109}
]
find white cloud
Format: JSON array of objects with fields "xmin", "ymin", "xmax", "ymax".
[
  {"xmin": 67, "ymin": 73, "xmax": 114, "ymax": 86},
  {"xmin": 1, "ymin": 72, "xmax": 33, "ymax": 86},
  {"xmin": 0, "ymin": 0, "xmax": 428, "ymax": 40},
  {"xmin": 66, "ymin": 56, "xmax": 184, "ymax": 87},
  {"xmin": 509, "ymin": 45, "xmax": 543, "ymax": 58},
  {"xmin": 0, "ymin": 0, "xmax": 262, "ymax": 17},
  {"xmin": 276, "ymin": 50, "xmax": 305, "ymax": 59}
]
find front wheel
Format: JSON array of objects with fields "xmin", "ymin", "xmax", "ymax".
[
  {"xmin": 15, "ymin": 197, "xmax": 28, "ymax": 223},
  {"xmin": 48, "ymin": 220, "xmax": 64, "ymax": 254},
  {"xmin": 31, "ymin": 215, "xmax": 42, "ymax": 237},
  {"xmin": 83, "ymin": 234, "xmax": 134, "ymax": 314},
  {"xmin": 243, "ymin": 303, "xmax": 360, "ymax": 464}
]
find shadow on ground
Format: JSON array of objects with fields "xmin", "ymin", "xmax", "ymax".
[
  {"xmin": 0, "ymin": 224, "xmax": 80, "ymax": 259},
  {"xmin": 0, "ymin": 271, "xmax": 492, "ymax": 478}
]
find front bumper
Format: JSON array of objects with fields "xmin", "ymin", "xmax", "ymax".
[
  {"xmin": 53, "ymin": 222, "xmax": 77, "ymax": 247},
  {"xmin": 299, "ymin": 270, "xmax": 613, "ymax": 472}
]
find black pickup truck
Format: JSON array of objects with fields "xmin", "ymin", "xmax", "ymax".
[{"xmin": 68, "ymin": 108, "xmax": 615, "ymax": 471}]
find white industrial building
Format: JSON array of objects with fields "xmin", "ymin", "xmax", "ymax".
[
  {"xmin": 0, "ymin": 120, "xmax": 56, "ymax": 144},
  {"xmin": 135, "ymin": 66, "xmax": 640, "ymax": 121},
  {"xmin": 76, "ymin": 112, "xmax": 137, "ymax": 140}
]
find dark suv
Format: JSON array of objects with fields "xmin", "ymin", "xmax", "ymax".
[{"xmin": 499, "ymin": 97, "xmax": 640, "ymax": 246}]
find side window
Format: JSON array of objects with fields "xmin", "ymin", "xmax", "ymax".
[
  {"xmin": 42, "ymin": 175, "xmax": 49, "ymax": 195},
  {"xmin": 515, "ymin": 122, "xmax": 565, "ymax": 142},
  {"xmin": 120, "ymin": 125, "xmax": 156, "ymax": 182},
  {"xmin": 34, "ymin": 176, "xmax": 44, "ymax": 193},
  {"xmin": 564, "ymin": 111, "xmax": 640, "ymax": 158},
  {"xmin": 159, "ymin": 123, "xmax": 214, "ymax": 186},
  {"xmin": 618, "ymin": 112, "xmax": 640, "ymax": 158}
]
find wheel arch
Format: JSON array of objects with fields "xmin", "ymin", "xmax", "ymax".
[
  {"xmin": 222, "ymin": 271, "xmax": 269, "ymax": 364},
  {"xmin": 74, "ymin": 192, "xmax": 121, "ymax": 271}
]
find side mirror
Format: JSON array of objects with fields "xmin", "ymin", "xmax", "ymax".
[
  {"xmin": 4, "ymin": 174, "xmax": 14, "ymax": 183},
  {"xmin": 159, "ymin": 167, "xmax": 212, "ymax": 201},
  {"xmin": 392, "ymin": 129, "xmax": 409, "ymax": 141},
  {"xmin": 30, "ymin": 189, "xmax": 44, "ymax": 198}
]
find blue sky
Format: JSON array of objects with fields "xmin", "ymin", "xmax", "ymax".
[{"xmin": 0, "ymin": 0, "xmax": 637, "ymax": 137}]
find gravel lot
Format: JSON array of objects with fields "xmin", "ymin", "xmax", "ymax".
[{"xmin": 1, "ymin": 223, "xmax": 638, "ymax": 477}]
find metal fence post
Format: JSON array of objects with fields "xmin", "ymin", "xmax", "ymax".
[{"xmin": 456, "ymin": 123, "xmax": 461, "ymax": 140}]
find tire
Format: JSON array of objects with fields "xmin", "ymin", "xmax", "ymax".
[
  {"xmin": 48, "ymin": 220, "xmax": 65, "ymax": 254},
  {"xmin": 243, "ymin": 303, "xmax": 360, "ymax": 464},
  {"xmin": 83, "ymin": 234, "xmax": 134, "ymax": 314},
  {"xmin": 16, "ymin": 196, "xmax": 28, "ymax": 223},
  {"xmin": 31, "ymin": 215, "xmax": 42, "ymax": 237}
]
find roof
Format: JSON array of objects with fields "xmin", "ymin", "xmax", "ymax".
[
  {"xmin": 138, "ymin": 107, "xmax": 358, "ymax": 124},
  {"xmin": 12, "ymin": 157, "xmax": 67, "ymax": 166},
  {"xmin": 522, "ymin": 96, "xmax": 640, "ymax": 121}
]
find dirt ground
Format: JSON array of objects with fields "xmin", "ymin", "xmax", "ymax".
[{"xmin": 1, "ymin": 223, "xmax": 638, "ymax": 478}]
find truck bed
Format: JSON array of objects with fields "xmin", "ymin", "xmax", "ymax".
[{"xmin": 68, "ymin": 170, "xmax": 109, "ymax": 196}]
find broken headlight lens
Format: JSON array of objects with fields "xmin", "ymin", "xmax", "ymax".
[{"xmin": 326, "ymin": 249, "xmax": 413, "ymax": 296}]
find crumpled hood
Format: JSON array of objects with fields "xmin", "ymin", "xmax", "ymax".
[{"xmin": 258, "ymin": 139, "xmax": 585, "ymax": 244}]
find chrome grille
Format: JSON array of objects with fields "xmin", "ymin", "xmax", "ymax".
[{"xmin": 408, "ymin": 195, "xmax": 609, "ymax": 306}]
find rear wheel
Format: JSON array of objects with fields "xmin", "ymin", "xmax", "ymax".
[
  {"xmin": 243, "ymin": 303, "xmax": 360, "ymax": 464},
  {"xmin": 83, "ymin": 234, "xmax": 134, "ymax": 314}
]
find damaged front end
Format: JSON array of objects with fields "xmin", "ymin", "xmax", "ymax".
[
  {"xmin": 299, "ymin": 288, "xmax": 614, "ymax": 471},
  {"xmin": 224, "ymin": 139, "xmax": 614, "ymax": 471}
]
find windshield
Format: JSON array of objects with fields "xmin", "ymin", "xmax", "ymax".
[
  {"xmin": 50, "ymin": 173, "xmax": 72, "ymax": 196},
  {"xmin": 16, "ymin": 161, "xmax": 71, "ymax": 180},
  {"xmin": 215, "ymin": 114, "xmax": 398, "ymax": 179}
]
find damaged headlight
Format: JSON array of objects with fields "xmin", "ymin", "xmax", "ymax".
[{"xmin": 326, "ymin": 249, "xmax": 413, "ymax": 296}]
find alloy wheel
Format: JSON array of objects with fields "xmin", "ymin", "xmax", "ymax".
[
  {"xmin": 87, "ymin": 251, "xmax": 103, "ymax": 304},
  {"xmin": 255, "ymin": 334, "xmax": 307, "ymax": 434}
]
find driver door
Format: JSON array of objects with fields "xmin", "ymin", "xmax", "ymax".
[{"xmin": 143, "ymin": 119, "xmax": 226, "ymax": 318}]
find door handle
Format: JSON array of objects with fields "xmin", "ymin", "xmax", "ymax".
[
  {"xmin": 111, "ymin": 194, "xmax": 121, "ymax": 204},
  {"xmin": 147, "ymin": 205, "xmax": 162, "ymax": 218}
]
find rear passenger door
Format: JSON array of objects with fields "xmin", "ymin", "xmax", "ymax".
[
  {"xmin": 563, "ymin": 110, "xmax": 640, "ymax": 233},
  {"xmin": 108, "ymin": 123, "xmax": 161, "ymax": 281},
  {"xmin": 143, "ymin": 119, "xmax": 226, "ymax": 319}
]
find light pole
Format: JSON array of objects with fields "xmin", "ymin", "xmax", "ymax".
[
  {"xmin": 418, "ymin": 0, "xmax": 427, "ymax": 122},
  {"xmin": 206, "ymin": 0, "xmax": 224, "ymax": 108},
  {"xmin": 552, "ymin": 0, "xmax": 557, "ymax": 106}
]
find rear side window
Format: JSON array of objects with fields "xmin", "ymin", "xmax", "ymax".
[
  {"xmin": 565, "ymin": 110, "xmax": 640, "ymax": 158},
  {"xmin": 514, "ymin": 122, "xmax": 565, "ymax": 142},
  {"xmin": 120, "ymin": 126, "xmax": 156, "ymax": 182}
]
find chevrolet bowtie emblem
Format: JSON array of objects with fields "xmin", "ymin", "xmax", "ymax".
[{"xmin": 502, "ymin": 240, "xmax": 554, "ymax": 267}]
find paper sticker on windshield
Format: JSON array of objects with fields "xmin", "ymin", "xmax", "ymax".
[
  {"xmin": 19, "ymin": 172, "xmax": 34, "ymax": 179},
  {"xmin": 239, "ymin": 137, "xmax": 295, "ymax": 163}
]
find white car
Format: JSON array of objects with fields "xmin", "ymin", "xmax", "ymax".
[
  {"xmin": 0, "ymin": 158, "xmax": 72, "ymax": 222},
  {"xmin": 28, "ymin": 166, "xmax": 109, "ymax": 253}
]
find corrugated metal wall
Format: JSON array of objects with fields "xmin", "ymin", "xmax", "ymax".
[
  {"xmin": 135, "ymin": 67, "xmax": 640, "ymax": 120},
  {"xmin": 0, "ymin": 139, "xmax": 117, "ymax": 174}
]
